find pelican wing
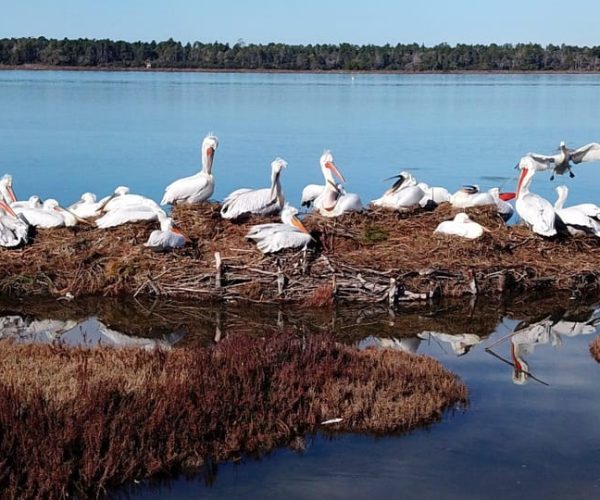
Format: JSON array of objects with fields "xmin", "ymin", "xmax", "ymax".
[
  {"xmin": 14, "ymin": 208, "xmax": 64, "ymax": 228},
  {"xmin": 255, "ymin": 229, "xmax": 312, "ymax": 254},
  {"xmin": 246, "ymin": 222, "xmax": 291, "ymax": 240},
  {"xmin": 144, "ymin": 229, "xmax": 187, "ymax": 250},
  {"xmin": 96, "ymin": 206, "xmax": 162, "ymax": 228},
  {"xmin": 516, "ymin": 194, "xmax": 556, "ymax": 237},
  {"xmin": 220, "ymin": 188, "xmax": 281, "ymax": 219},
  {"xmin": 570, "ymin": 143, "xmax": 600, "ymax": 164},
  {"xmin": 434, "ymin": 221, "xmax": 470, "ymax": 238},
  {"xmin": 519, "ymin": 154, "xmax": 553, "ymax": 171},
  {"xmin": 301, "ymin": 184, "xmax": 324, "ymax": 207},
  {"xmin": 161, "ymin": 173, "xmax": 213, "ymax": 205}
]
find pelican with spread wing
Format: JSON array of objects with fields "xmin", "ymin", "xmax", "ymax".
[{"xmin": 521, "ymin": 141, "xmax": 600, "ymax": 180}]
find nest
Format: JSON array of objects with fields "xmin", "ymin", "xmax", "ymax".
[
  {"xmin": 0, "ymin": 202, "xmax": 599, "ymax": 305},
  {"xmin": 0, "ymin": 333, "xmax": 466, "ymax": 497},
  {"xmin": 591, "ymin": 337, "xmax": 600, "ymax": 362}
]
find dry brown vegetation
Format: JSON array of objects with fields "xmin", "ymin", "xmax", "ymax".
[
  {"xmin": 0, "ymin": 333, "xmax": 466, "ymax": 498},
  {"xmin": 1, "ymin": 202, "xmax": 600, "ymax": 304},
  {"xmin": 591, "ymin": 337, "xmax": 600, "ymax": 362}
]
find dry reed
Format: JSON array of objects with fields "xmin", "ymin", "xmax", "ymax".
[{"xmin": 591, "ymin": 337, "xmax": 600, "ymax": 362}]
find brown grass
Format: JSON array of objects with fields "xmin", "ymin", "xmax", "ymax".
[
  {"xmin": 591, "ymin": 337, "xmax": 600, "ymax": 362},
  {"xmin": 0, "ymin": 333, "xmax": 466, "ymax": 498},
  {"xmin": 0, "ymin": 202, "xmax": 599, "ymax": 303}
]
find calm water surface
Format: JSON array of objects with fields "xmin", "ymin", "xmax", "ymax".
[
  {"xmin": 1, "ymin": 295, "xmax": 600, "ymax": 498},
  {"xmin": 1, "ymin": 71, "xmax": 600, "ymax": 207}
]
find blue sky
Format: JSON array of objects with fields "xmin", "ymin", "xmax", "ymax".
[{"xmin": 1, "ymin": 0, "xmax": 598, "ymax": 46}]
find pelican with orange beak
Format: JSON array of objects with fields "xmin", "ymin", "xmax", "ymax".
[
  {"xmin": 0, "ymin": 175, "xmax": 17, "ymax": 205},
  {"xmin": 0, "ymin": 200, "xmax": 30, "ymax": 247},
  {"xmin": 245, "ymin": 204, "xmax": 313, "ymax": 253},
  {"xmin": 161, "ymin": 134, "xmax": 219, "ymax": 205},
  {"xmin": 144, "ymin": 212, "xmax": 191, "ymax": 251}
]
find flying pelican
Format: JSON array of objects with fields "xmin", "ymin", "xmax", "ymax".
[
  {"xmin": 522, "ymin": 141, "xmax": 600, "ymax": 180},
  {"xmin": 245, "ymin": 204, "xmax": 312, "ymax": 253},
  {"xmin": 0, "ymin": 201, "xmax": 29, "ymax": 247},
  {"xmin": 161, "ymin": 134, "xmax": 219, "ymax": 205},
  {"xmin": 434, "ymin": 212, "xmax": 488, "ymax": 239},
  {"xmin": 96, "ymin": 199, "xmax": 166, "ymax": 228},
  {"xmin": 68, "ymin": 192, "xmax": 106, "ymax": 219},
  {"xmin": 144, "ymin": 212, "xmax": 190, "ymax": 251},
  {"xmin": 14, "ymin": 198, "xmax": 67, "ymax": 228},
  {"xmin": 371, "ymin": 172, "xmax": 425, "ymax": 210},
  {"xmin": 0, "ymin": 175, "xmax": 17, "ymax": 204},
  {"xmin": 220, "ymin": 157, "xmax": 288, "ymax": 220},
  {"xmin": 515, "ymin": 157, "xmax": 557, "ymax": 237},
  {"xmin": 552, "ymin": 185, "xmax": 600, "ymax": 220},
  {"xmin": 553, "ymin": 186, "xmax": 600, "ymax": 237}
]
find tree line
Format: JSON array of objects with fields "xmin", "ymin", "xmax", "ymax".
[{"xmin": 2, "ymin": 37, "xmax": 600, "ymax": 72}]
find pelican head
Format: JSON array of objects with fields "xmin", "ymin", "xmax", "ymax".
[
  {"xmin": 385, "ymin": 171, "xmax": 416, "ymax": 194},
  {"xmin": 28, "ymin": 195, "xmax": 42, "ymax": 208},
  {"xmin": 454, "ymin": 212, "xmax": 471, "ymax": 224},
  {"xmin": 114, "ymin": 186, "xmax": 130, "ymax": 196},
  {"xmin": 280, "ymin": 203, "xmax": 299, "ymax": 224},
  {"xmin": 320, "ymin": 150, "xmax": 346, "ymax": 184},
  {"xmin": 81, "ymin": 192, "xmax": 97, "ymax": 203},
  {"xmin": 511, "ymin": 344, "xmax": 529, "ymax": 385},
  {"xmin": 559, "ymin": 140, "xmax": 566, "ymax": 150},
  {"xmin": 202, "ymin": 134, "xmax": 219, "ymax": 174},
  {"xmin": 0, "ymin": 174, "xmax": 16, "ymax": 203},
  {"xmin": 43, "ymin": 199, "xmax": 60, "ymax": 210}
]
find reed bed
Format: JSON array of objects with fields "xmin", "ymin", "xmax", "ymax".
[
  {"xmin": 0, "ymin": 333, "xmax": 466, "ymax": 498},
  {"xmin": 1, "ymin": 202, "xmax": 599, "ymax": 304},
  {"xmin": 591, "ymin": 337, "xmax": 600, "ymax": 362}
]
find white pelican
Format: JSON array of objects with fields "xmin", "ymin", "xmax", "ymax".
[
  {"xmin": 144, "ymin": 213, "xmax": 190, "ymax": 251},
  {"xmin": 553, "ymin": 185, "xmax": 600, "ymax": 220},
  {"xmin": 0, "ymin": 201, "xmax": 29, "ymax": 248},
  {"xmin": 417, "ymin": 331, "xmax": 482, "ymax": 356},
  {"xmin": 245, "ymin": 204, "xmax": 312, "ymax": 253},
  {"xmin": 161, "ymin": 134, "xmax": 219, "ymax": 205},
  {"xmin": 14, "ymin": 198, "xmax": 66, "ymax": 228},
  {"xmin": 102, "ymin": 186, "xmax": 160, "ymax": 213},
  {"xmin": 553, "ymin": 186, "xmax": 600, "ymax": 237},
  {"xmin": 434, "ymin": 212, "xmax": 488, "ymax": 239},
  {"xmin": 0, "ymin": 175, "xmax": 17, "ymax": 204},
  {"xmin": 417, "ymin": 182, "xmax": 451, "ymax": 208},
  {"xmin": 371, "ymin": 172, "xmax": 425, "ymax": 210},
  {"xmin": 522, "ymin": 141, "xmax": 600, "ymax": 180},
  {"xmin": 515, "ymin": 157, "xmax": 557, "ymax": 237},
  {"xmin": 11, "ymin": 195, "xmax": 42, "ymax": 211},
  {"xmin": 221, "ymin": 157, "xmax": 287, "ymax": 220},
  {"xmin": 69, "ymin": 192, "xmax": 106, "ymax": 219},
  {"xmin": 357, "ymin": 336, "xmax": 421, "ymax": 354},
  {"xmin": 489, "ymin": 188, "xmax": 515, "ymax": 222},
  {"xmin": 449, "ymin": 185, "xmax": 496, "ymax": 208},
  {"xmin": 96, "ymin": 199, "xmax": 166, "ymax": 229}
]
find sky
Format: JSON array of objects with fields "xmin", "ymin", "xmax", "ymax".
[{"xmin": 1, "ymin": 0, "xmax": 599, "ymax": 47}]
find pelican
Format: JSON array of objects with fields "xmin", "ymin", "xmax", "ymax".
[
  {"xmin": 0, "ymin": 174, "xmax": 17, "ymax": 204},
  {"xmin": 522, "ymin": 141, "xmax": 600, "ymax": 180},
  {"xmin": 357, "ymin": 336, "xmax": 421, "ymax": 354},
  {"xmin": 144, "ymin": 212, "xmax": 190, "ymax": 251},
  {"xmin": 102, "ymin": 186, "xmax": 160, "ymax": 213},
  {"xmin": 96, "ymin": 199, "xmax": 166, "ymax": 228},
  {"xmin": 417, "ymin": 182, "xmax": 451, "ymax": 208},
  {"xmin": 0, "ymin": 201, "xmax": 29, "ymax": 248},
  {"xmin": 434, "ymin": 212, "xmax": 488, "ymax": 239},
  {"xmin": 14, "ymin": 198, "xmax": 66, "ymax": 228},
  {"xmin": 161, "ymin": 134, "xmax": 219, "ymax": 205},
  {"xmin": 489, "ymin": 187, "xmax": 515, "ymax": 222},
  {"xmin": 11, "ymin": 195, "xmax": 42, "ymax": 211},
  {"xmin": 245, "ymin": 204, "xmax": 312, "ymax": 253},
  {"xmin": 449, "ymin": 185, "xmax": 496, "ymax": 208},
  {"xmin": 371, "ymin": 172, "xmax": 425, "ymax": 210},
  {"xmin": 515, "ymin": 157, "xmax": 557, "ymax": 237},
  {"xmin": 553, "ymin": 185, "xmax": 600, "ymax": 220},
  {"xmin": 68, "ymin": 192, "xmax": 106, "ymax": 219},
  {"xmin": 553, "ymin": 186, "xmax": 600, "ymax": 237},
  {"xmin": 417, "ymin": 331, "xmax": 482, "ymax": 356},
  {"xmin": 510, "ymin": 318, "xmax": 558, "ymax": 385},
  {"xmin": 221, "ymin": 157, "xmax": 287, "ymax": 220}
]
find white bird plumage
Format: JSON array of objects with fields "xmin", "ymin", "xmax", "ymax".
[
  {"xmin": 0, "ymin": 201, "xmax": 29, "ymax": 248},
  {"xmin": 434, "ymin": 212, "xmax": 487, "ymax": 239},
  {"xmin": 523, "ymin": 141, "xmax": 600, "ymax": 180},
  {"xmin": 553, "ymin": 185, "xmax": 600, "ymax": 237},
  {"xmin": 371, "ymin": 172, "xmax": 425, "ymax": 210},
  {"xmin": 245, "ymin": 204, "xmax": 312, "ymax": 253},
  {"xmin": 221, "ymin": 157, "xmax": 288, "ymax": 219},
  {"xmin": 144, "ymin": 212, "xmax": 190, "ymax": 251},
  {"xmin": 96, "ymin": 198, "xmax": 166, "ymax": 228},
  {"xmin": 161, "ymin": 134, "xmax": 219, "ymax": 205}
]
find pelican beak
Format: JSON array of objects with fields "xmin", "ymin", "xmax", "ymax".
[
  {"xmin": 0, "ymin": 200, "xmax": 17, "ymax": 217},
  {"xmin": 290, "ymin": 215, "xmax": 310, "ymax": 235},
  {"xmin": 482, "ymin": 226, "xmax": 491, "ymax": 233},
  {"xmin": 6, "ymin": 185, "xmax": 17, "ymax": 203},
  {"xmin": 99, "ymin": 192, "xmax": 117, "ymax": 212},
  {"xmin": 516, "ymin": 168, "xmax": 528, "ymax": 196},
  {"xmin": 60, "ymin": 205, "xmax": 93, "ymax": 225},
  {"xmin": 325, "ymin": 161, "xmax": 346, "ymax": 183},
  {"xmin": 173, "ymin": 226, "xmax": 191, "ymax": 243},
  {"xmin": 205, "ymin": 147, "xmax": 215, "ymax": 173},
  {"xmin": 499, "ymin": 192, "xmax": 516, "ymax": 201}
]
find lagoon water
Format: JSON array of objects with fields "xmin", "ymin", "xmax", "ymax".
[
  {"xmin": 2, "ymin": 71, "xmax": 600, "ymax": 498},
  {"xmin": 1, "ymin": 70, "xmax": 600, "ymax": 208}
]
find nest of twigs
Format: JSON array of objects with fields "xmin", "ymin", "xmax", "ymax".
[
  {"xmin": 0, "ymin": 202, "xmax": 599, "ymax": 304},
  {"xmin": 0, "ymin": 333, "xmax": 466, "ymax": 498}
]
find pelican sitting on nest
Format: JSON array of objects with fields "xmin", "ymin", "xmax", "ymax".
[
  {"xmin": 450, "ymin": 185, "xmax": 496, "ymax": 208},
  {"xmin": 521, "ymin": 141, "xmax": 600, "ymax": 180},
  {"xmin": 245, "ymin": 204, "xmax": 312, "ymax": 253},
  {"xmin": 14, "ymin": 198, "xmax": 71, "ymax": 228},
  {"xmin": 515, "ymin": 156, "xmax": 557, "ymax": 237},
  {"xmin": 102, "ymin": 186, "xmax": 161, "ymax": 213},
  {"xmin": 96, "ymin": 199, "xmax": 166, "ymax": 228},
  {"xmin": 416, "ymin": 182, "xmax": 451, "ymax": 208},
  {"xmin": 161, "ymin": 134, "xmax": 219, "ymax": 205},
  {"xmin": 553, "ymin": 185, "xmax": 600, "ymax": 237},
  {"xmin": 221, "ymin": 157, "xmax": 288, "ymax": 220},
  {"xmin": 68, "ymin": 192, "xmax": 106, "ymax": 219},
  {"xmin": 371, "ymin": 171, "xmax": 425, "ymax": 210},
  {"xmin": 144, "ymin": 212, "xmax": 190, "ymax": 251},
  {"xmin": 434, "ymin": 213, "xmax": 488, "ymax": 239},
  {"xmin": 0, "ymin": 201, "xmax": 30, "ymax": 248},
  {"xmin": 553, "ymin": 185, "xmax": 600, "ymax": 220}
]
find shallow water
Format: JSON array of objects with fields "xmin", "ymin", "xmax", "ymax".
[
  {"xmin": 1, "ymin": 71, "xmax": 600, "ymax": 209},
  {"xmin": 1, "ymin": 295, "xmax": 600, "ymax": 498}
]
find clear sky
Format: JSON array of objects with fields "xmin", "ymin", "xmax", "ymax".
[{"xmin": 1, "ymin": 0, "xmax": 599, "ymax": 47}]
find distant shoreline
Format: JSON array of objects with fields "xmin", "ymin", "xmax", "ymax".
[{"xmin": 1, "ymin": 64, "xmax": 600, "ymax": 76}]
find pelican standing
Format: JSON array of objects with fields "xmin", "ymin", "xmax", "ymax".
[
  {"xmin": 522, "ymin": 141, "xmax": 600, "ymax": 180},
  {"xmin": 245, "ymin": 204, "xmax": 312, "ymax": 253},
  {"xmin": 161, "ymin": 134, "xmax": 219, "ymax": 205},
  {"xmin": 515, "ymin": 157, "xmax": 557, "ymax": 237},
  {"xmin": 434, "ymin": 213, "xmax": 488, "ymax": 239},
  {"xmin": 371, "ymin": 172, "xmax": 425, "ymax": 210},
  {"xmin": 144, "ymin": 212, "xmax": 190, "ymax": 251},
  {"xmin": 553, "ymin": 186, "xmax": 600, "ymax": 237},
  {"xmin": 221, "ymin": 157, "xmax": 287, "ymax": 220}
]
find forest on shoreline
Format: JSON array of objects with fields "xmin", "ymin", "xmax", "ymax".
[{"xmin": 2, "ymin": 37, "xmax": 600, "ymax": 72}]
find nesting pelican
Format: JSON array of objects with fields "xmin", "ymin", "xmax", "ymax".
[
  {"xmin": 434, "ymin": 212, "xmax": 488, "ymax": 239},
  {"xmin": 553, "ymin": 185, "xmax": 600, "ymax": 237},
  {"xmin": 144, "ymin": 212, "xmax": 190, "ymax": 251},
  {"xmin": 245, "ymin": 204, "xmax": 312, "ymax": 253},
  {"xmin": 96, "ymin": 199, "xmax": 166, "ymax": 228},
  {"xmin": 371, "ymin": 172, "xmax": 425, "ymax": 210}
]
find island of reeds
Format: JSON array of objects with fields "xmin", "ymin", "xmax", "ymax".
[{"xmin": 2, "ymin": 37, "xmax": 600, "ymax": 72}]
